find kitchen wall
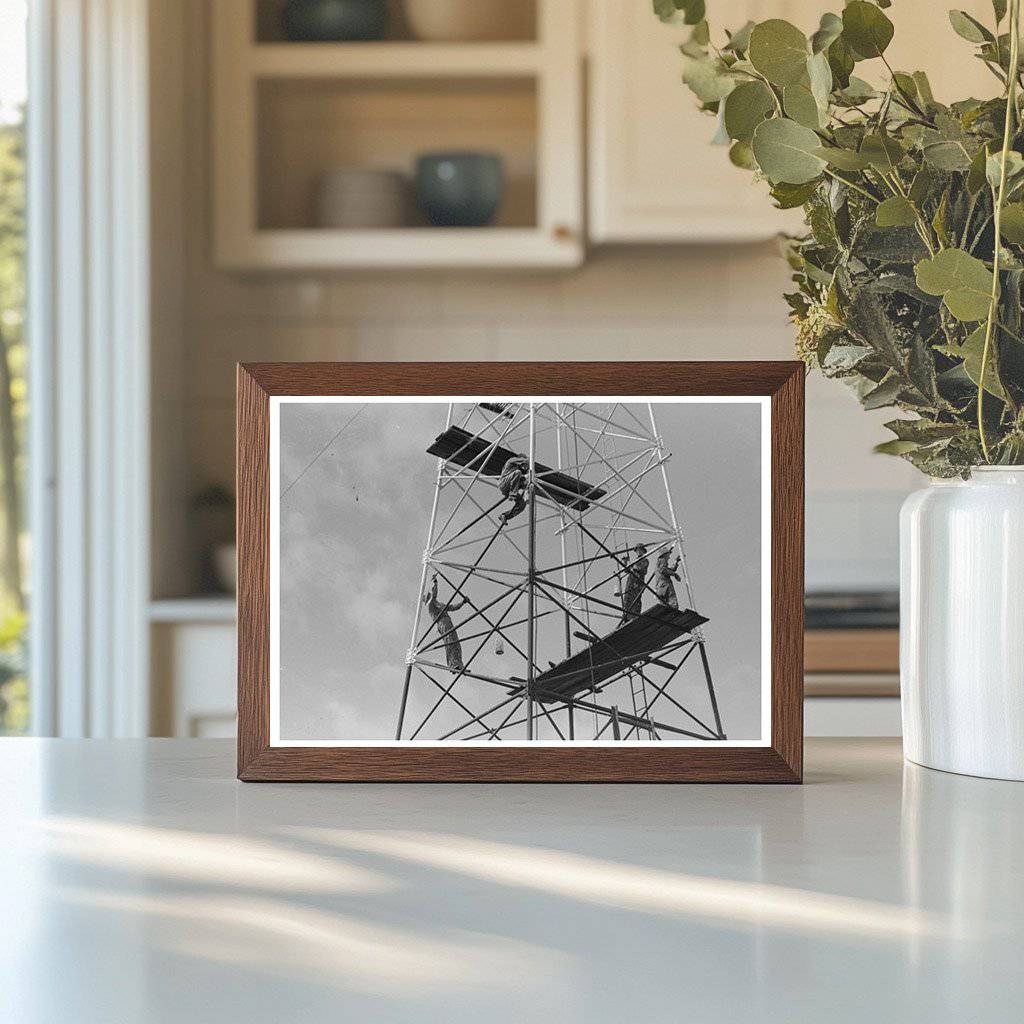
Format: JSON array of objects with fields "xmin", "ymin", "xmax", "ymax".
[{"xmin": 152, "ymin": 0, "xmax": 919, "ymax": 599}]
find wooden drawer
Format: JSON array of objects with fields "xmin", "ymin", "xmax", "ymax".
[{"xmin": 805, "ymin": 629, "xmax": 899, "ymax": 674}]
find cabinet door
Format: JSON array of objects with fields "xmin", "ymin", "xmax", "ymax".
[
  {"xmin": 588, "ymin": 1, "xmax": 812, "ymax": 243},
  {"xmin": 587, "ymin": 1, "xmax": 998, "ymax": 244}
]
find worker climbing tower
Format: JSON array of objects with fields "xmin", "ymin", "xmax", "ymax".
[{"xmin": 395, "ymin": 402, "xmax": 725, "ymax": 743}]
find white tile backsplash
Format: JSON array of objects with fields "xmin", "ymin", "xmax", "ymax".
[{"xmin": 806, "ymin": 490, "xmax": 906, "ymax": 591}]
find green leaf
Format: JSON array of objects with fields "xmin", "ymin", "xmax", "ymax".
[
  {"xmin": 892, "ymin": 72, "xmax": 919, "ymax": 103},
  {"xmin": 723, "ymin": 81, "xmax": 775, "ymax": 143},
  {"xmin": 986, "ymin": 150, "xmax": 1024, "ymax": 190},
  {"xmin": 681, "ymin": 55, "xmax": 737, "ymax": 103},
  {"xmin": 842, "ymin": 1, "xmax": 894, "ymax": 60},
  {"xmin": 710, "ymin": 108, "xmax": 730, "ymax": 145},
  {"xmin": 836, "ymin": 75, "xmax": 877, "ymax": 104},
  {"xmin": 682, "ymin": 0, "xmax": 705, "ymax": 25},
  {"xmin": 689, "ymin": 20, "xmax": 710, "ymax": 46},
  {"xmin": 967, "ymin": 143, "xmax": 993, "ymax": 193},
  {"xmin": 815, "ymin": 146, "xmax": 872, "ymax": 170},
  {"xmin": 728, "ymin": 140, "xmax": 757, "ymax": 169},
  {"xmin": 958, "ymin": 324, "xmax": 1007, "ymax": 398},
  {"xmin": 908, "ymin": 334, "xmax": 940, "ymax": 403},
  {"xmin": 827, "ymin": 35, "xmax": 855, "ymax": 89},
  {"xmin": 783, "ymin": 83, "xmax": 822, "ymax": 129},
  {"xmin": 915, "ymin": 249, "xmax": 994, "ymax": 321},
  {"xmin": 654, "ymin": 0, "xmax": 705, "ymax": 25},
  {"xmin": 923, "ymin": 141, "xmax": 973, "ymax": 171},
  {"xmin": 1000, "ymin": 202, "xmax": 1024, "ymax": 242},
  {"xmin": 724, "ymin": 20, "xmax": 755, "ymax": 53},
  {"xmin": 856, "ymin": 226, "xmax": 929, "ymax": 263},
  {"xmin": 874, "ymin": 439, "xmax": 922, "ymax": 456},
  {"xmin": 653, "ymin": 0, "xmax": 676, "ymax": 23},
  {"xmin": 822, "ymin": 341, "xmax": 874, "ymax": 374},
  {"xmin": 770, "ymin": 179, "xmax": 820, "ymax": 208},
  {"xmin": 681, "ymin": 0, "xmax": 705, "ymax": 25},
  {"xmin": 807, "ymin": 51, "xmax": 833, "ymax": 110},
  {"xmin": 748, "ymin": 19, "xmax": 810, "ymax": 87},
  {"xmin": 846, "ymin": 282, "xmax": 911, "ymax": 372},
  {"xmin": 948, "ymin": 10, "xmax": 994, "ymax": 44},
  {"xmin": 860, "ymin": 133, "xmax": 905, "ymax": 172},
  {"xmin": 912, "ymin": 71, "xmax": 935, "ymax": 105},
  {"xmin": 810, "ymin": 12, "xmax": 843, "ymax": 54},
  {"xmin": 909, "ymin": 165, "xmax": 936, "ymax": 205},
  {"xmin": 932, "ymin": 190, "xmax": 950, "ymax": 247},
  {"xmin": 994, "ymin": 0, "xmax": 1008, "ymax": 24},
  {"xmin": 752, "ymin": 117, "xmax": 827, "ymax": 184},
  {"xmin": 885, "ymin": 419, "xmax": 964, "ymax": 443},
  {"xmin": 875, "ymin": 196, "xmax": 918, "ymax": 228},
  {"xmin": 862, "ymin": 375, "xmax": 902, "ymax": 409}
]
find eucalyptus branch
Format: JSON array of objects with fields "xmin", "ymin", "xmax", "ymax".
[
  {"xmin": 968, "ymin": 212, "xmax": 994, "ymax": 254},
  {"xmin": 665, "ymin": 1, "xmax": 1024, "ymax": 474},
  {"xmin": 979, "ymin": 0, "xmax": 1021, "ymax": 463},
  {"xmin": 880, "ymin": 54, "xmax": 930, "ymax": 120},
  {"xmin": 822, "ymin": 167, "xmax": 880, "ymax": 203},
  {"xmin": 750, "ymin": 68, "xmax": 784, "ymax": 116}
]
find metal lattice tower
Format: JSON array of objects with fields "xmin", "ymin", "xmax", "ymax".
[{"xmin": 395, "ymin": 402, "xmax": 725, "ymax": 742}]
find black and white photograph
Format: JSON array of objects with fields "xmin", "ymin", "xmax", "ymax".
[{"xmin": 270, "ymin": 397, "xmax": 770, "ymax": 746}]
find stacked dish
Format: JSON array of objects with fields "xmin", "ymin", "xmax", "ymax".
[
  {"xmin": 403, "ymin": 0, "xmax": 534, "ymax": 41},
  {"xmin": 314, "ymin": 167, "xmax": 409, "ymax": 228}
]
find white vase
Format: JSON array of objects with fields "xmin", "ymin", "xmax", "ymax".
[{"xmin": 900, "ymin": 467, "xmax": 1024, "ymax": 780}]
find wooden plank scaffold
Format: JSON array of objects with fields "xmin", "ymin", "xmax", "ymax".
[{"xmin": 395, "ymin": 401, "xmax": 726, "ymax": 743}]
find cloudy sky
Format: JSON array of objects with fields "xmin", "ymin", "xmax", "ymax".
[{"xmin": 276, "ymin": 399, "xmax": 764, "ymax": 742}]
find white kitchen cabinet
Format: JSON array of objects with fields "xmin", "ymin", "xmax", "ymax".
[
  {"xmin": 150, "ymin": 601, "xmax": 237, "ymax": 738},
  {"xmin": 587, "ymin": 0, "xmax": 998, "ymax": 244},
  {"xmin": 588, "ymin": 1, "xmax": 813, "ymax": 243},
  {"xmin": 212, "ymin": 0, "xmax": 584, "ymax": 269}
]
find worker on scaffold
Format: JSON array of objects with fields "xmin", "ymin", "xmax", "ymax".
[
  {"xmin": 654, "ymin": 547, "xmax": 682, "ymax": 609},
  {"xmin": 497, "ymin": 454, "xmax": 530, "ymax": 525},
  {"xmin": 423, "ymin": 574, "xmax": 467, "ymax": 673},
  {"xmin": 615, "ymin": 543, "xmax": 649, "ymax": 623}
]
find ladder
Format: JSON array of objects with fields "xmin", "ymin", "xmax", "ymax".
[{"xmin": 629, "ymin": 669, "xmax": 656, "ymax": 739}]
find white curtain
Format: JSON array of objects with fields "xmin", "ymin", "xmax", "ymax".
[{"xmin": 28, "ymin": 0, "xmax": 150, "ymax": 736}]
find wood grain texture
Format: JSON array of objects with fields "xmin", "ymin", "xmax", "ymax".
[
  {"xmin": 770, "ymin": 365, "xmax": 804, "ymax": 782},
  {"xmin": 804, "ymin": 629, "xmax": 899, "ymax": 674},
  {"xmin": 236, "ymin": 366, "xmax": 271, "ymax": 776},
  {"xmin": 236, "ymin": 361, "xmax": 805, "ymax": 783}
]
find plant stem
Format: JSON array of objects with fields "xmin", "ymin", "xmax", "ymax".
[
  {"xmin": 750, "ymin": 69, "xmax": 783, "ymax": 116},
  {"xmin": 880, "ymin": 54, "xmax": 930, "ymax": 120},
  {"xmin": 979, "ymin": 0, "xmax": 1021, "ymax": 463},
  {"xmin": 821, "ymin": 167, "xmax": 879, "ymax": 203}
]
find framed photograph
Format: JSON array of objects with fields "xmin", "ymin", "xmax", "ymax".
[{"xmin": 237, "ymin": 362, "xmax": 803, "ymax": 782}]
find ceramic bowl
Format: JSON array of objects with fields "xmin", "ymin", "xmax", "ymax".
[
  {"xmin": 315, "ymin": 167, "xmax": 409, "ymax": 228},
  {"xmin": 281, "ymin": 0, "xmax": 388, "ymax": 42},
  {"xmin": 415, "ymin": 152, "xmax": 505, "ymax": 228},
  {"xmin": 403, "ymin": 0, "xmax": 534, "ymax": 42}
]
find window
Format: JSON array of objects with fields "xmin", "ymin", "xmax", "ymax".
[{"xmin": 0, "ymin": 0, "xmax": 28, "ymax": 734}]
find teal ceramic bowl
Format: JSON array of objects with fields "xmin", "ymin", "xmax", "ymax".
[
  {"xmin": 280, "ymin": 0, "xmax": 388, "ymax": 42},
  {"xmin": 415, "ymin": 152, "xmax": 505, "ymax": 228}
]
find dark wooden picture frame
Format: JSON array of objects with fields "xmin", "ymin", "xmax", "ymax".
[{"xmin": 237, "ymin": 362, "xmax": 804, "ymax": 782}]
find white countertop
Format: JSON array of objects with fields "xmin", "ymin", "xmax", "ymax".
[{"xmin": 2, "ymin": 738, "xmax": 1021, "ymax": 1023}]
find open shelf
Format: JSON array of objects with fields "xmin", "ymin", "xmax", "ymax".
[
  {"xmin": 254, "ymin": 0, "xmax": 538, "ymax": 45},
  {"xmin": 257, "ymin": 76, "xmax": 537, "ymax": 232},
  {"xmin": 249, "ymin": 42, "xmax": 544, "ymax": 77},
  {"xmin": 229, "ymin": 228, "xmax": 577, "ymax": 269}
]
